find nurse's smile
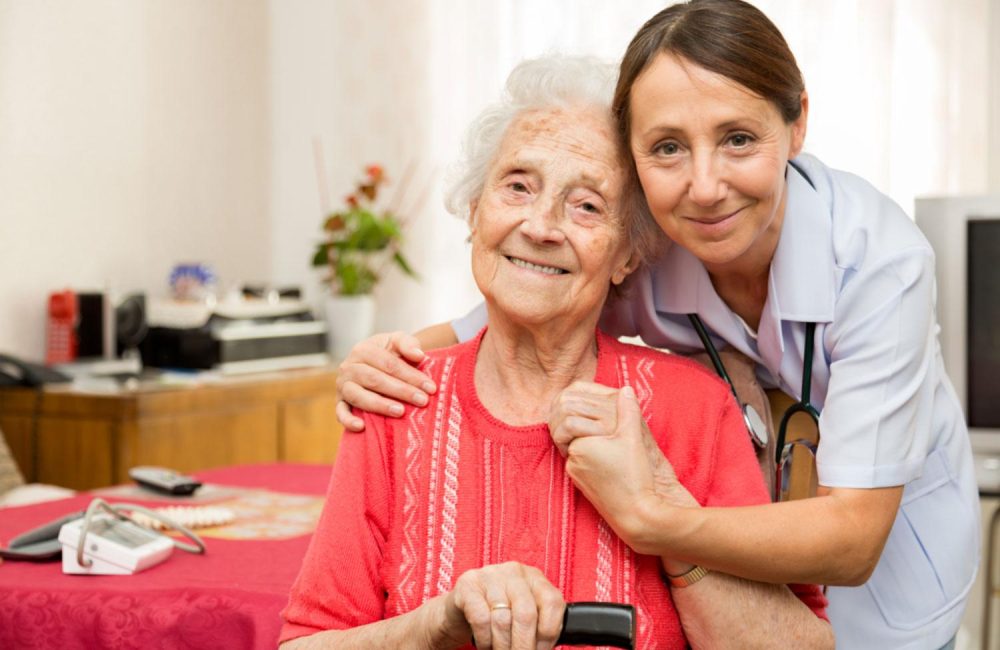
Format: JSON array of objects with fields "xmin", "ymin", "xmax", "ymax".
[{"xmin": 683, "ymin": 205, "xmax": 750, "ymax": 238}]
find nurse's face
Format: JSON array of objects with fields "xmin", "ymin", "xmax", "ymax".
[{"xmin": 628, "ymin": 53, "xmax": 807, "ymax": 274}]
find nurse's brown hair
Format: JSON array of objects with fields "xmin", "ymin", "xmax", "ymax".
[{"xmin": 613, "ymin": 0, "xmax": 805, "ymax": 149}]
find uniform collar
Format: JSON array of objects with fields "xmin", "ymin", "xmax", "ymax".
[{"xmin": 651, "ymin": 160, "xmax": 836, "ymax": 325}]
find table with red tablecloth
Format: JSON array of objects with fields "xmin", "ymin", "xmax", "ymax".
[{"xmin": 0, "ymin": 463, "xmax": 330, "ymax": 650}]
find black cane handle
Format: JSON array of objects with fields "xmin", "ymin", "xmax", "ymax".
[
  {"xmin": 473, "ymin": 602, "xmax": 635, "ymax": 649},
  {"xmin": 556, "ymin": 602, "xmax": 635, "ymax": 648}
]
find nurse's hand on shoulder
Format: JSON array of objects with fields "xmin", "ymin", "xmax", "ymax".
[
  {"xmin": 430, "ymin": 561, "xmax": 565, "ymax": 650},
  {"xmin": 549, "ymin": 382, "xmax": 697, "ymax": 554},
  {"xmin": 335, "ymin": 331, "xmax": 437, "ymax": 432}
]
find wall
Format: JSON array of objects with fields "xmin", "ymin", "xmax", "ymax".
[
  {"xmin": 0, "ymin": 0, "xmax": 270, "ymax": 359},
  {"xmin": 991, "ymin": 0, "xmax": 1000, "ymax": 190},
  {"xmin": 2, "ymin": 1, "xmax": 998, "ymax": 358},
  {"xmin": 267, "ymin": 0, "xmax": 479, "ymax": 333}
]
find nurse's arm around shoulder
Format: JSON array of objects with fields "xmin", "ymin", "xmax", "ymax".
[
  {"xmin": 334, "ymin": 323, "xmax": 458, "ymax": 431},
  {"xmin": 631, "ymin": 250, "xmax": 939, "ymax": 586},
  {"xmin": 629, "ymin": 485, "xmax": 902, "ymax": 587}
]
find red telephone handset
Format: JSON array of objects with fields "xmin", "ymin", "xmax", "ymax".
[{"xmin": 46, "ymin": 290, "xmax": 78, "ymax": 365}]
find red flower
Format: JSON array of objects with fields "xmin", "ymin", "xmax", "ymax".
[
  {"xmin": 366, "ymin": 164, "xmax": 384, "ymax": 182},
  {"xmin": 324, "ymin": 214, "xmax": 346, "ymax": 231},
  {"xmin": 345, "ymin": 194, "xmax": 359, "ymax": 208}
]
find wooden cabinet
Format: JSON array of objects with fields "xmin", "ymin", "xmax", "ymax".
[{"xmin": 0, "ymin": 368, "xmax": 342, "ymax": 490}]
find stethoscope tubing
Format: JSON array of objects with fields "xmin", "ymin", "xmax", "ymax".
[{"xmin": 687, "ymin": 315, "xmax": 821, "ymax": 496}]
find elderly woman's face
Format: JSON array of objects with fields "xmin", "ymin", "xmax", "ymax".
[{"xmin": 470, "ymin": 105, "xmax": 633, "ymax": 328}]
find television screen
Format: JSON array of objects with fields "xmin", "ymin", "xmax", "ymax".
[{"xmin": 968, "ymin": 219, "xmax": 1000, "ymax": 428}]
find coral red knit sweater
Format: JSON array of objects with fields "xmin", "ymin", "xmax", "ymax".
[{"xmin": 280, "ymin": 330, "xmax": 826, "ymax": 648}]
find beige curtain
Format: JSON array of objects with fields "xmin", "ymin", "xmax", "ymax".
[{"xmin": 268, "ymin": 0, "xmax": 999, "ymax": 332}]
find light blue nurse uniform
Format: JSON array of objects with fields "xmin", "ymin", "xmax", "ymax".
[{"xmin": 453, "ymin": 153, "xmax": 979, "ymax": 649}]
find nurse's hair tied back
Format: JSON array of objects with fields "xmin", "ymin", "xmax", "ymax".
[{"xmin": 613, "ymin": 0, "xmax": 806, "ymax": 146}]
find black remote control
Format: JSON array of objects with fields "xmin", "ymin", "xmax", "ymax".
[{"xmin": 128, "ymin": 466, "xmax": 202, "ymax": 496}]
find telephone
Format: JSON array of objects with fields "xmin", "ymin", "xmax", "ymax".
[{"xmin": 0, "ymin": 354, "xmax": 71, "ymax": 387}]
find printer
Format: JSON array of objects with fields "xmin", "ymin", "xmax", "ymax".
[{"xmin": 141, "ymin": 298, "xmax": 328, "ymax": 374}]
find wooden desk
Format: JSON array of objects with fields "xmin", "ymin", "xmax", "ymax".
[{"xmin": 0, "ymin": 369, "xmax": 342, "ymax": 490}]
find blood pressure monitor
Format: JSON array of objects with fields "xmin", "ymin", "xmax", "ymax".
[{"xmin": 59, "ymin": 514, "xmax": 175, "ymax": 575}]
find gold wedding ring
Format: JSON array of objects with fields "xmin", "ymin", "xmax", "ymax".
[{"xmin": 490, "ymin": 602, "xmax": 511, "ymax": 611}]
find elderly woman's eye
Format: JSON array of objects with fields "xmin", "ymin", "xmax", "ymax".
[
  {"xmin": 581, "ymin": 202, "xmax": 601, "ymax": 214},
  {"xmin": 510, "ymin": 181, "xmax": 529, "ymax": 192}
]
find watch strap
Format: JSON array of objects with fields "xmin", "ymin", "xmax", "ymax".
[{"xmin": 666, "ymin": 564, "xmax": 710, "ymax": 588}]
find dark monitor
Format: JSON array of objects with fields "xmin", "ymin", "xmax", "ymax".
[{"xmin": 968, "ymin": 219, "xmax": 1000, "ymax": 428}]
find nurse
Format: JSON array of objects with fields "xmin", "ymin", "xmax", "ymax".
[{"xmin": 334, "ymin": 1, "xmax": 978, "ymax": 647}]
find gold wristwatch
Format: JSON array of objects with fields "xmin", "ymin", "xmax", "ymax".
[{"xmin": 666, "ymin": 564, "xmax": 711, "ymax": 588}]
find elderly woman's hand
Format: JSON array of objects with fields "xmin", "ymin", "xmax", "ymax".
[
  {"xmin": 433, "ymin": 561, "xmax": 565, "ymax": 650},
  {"xmin": 549, "ymin": 383, "xmax": 698, "ymax": 552},
  {"xmin": 335, "ymin": 331, "xmax": 437, "ymax": 431}
]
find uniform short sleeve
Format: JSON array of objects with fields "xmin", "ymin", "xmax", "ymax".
[
  {"xmin": 817, "ymin": 248, "xmax": 937, "ymax": 487},
  {"xmin": 451, "ymin": 302, "xmax": 488, "ymax": 343},
  {"xmin": 279, "ymin": 411, "xmax": 393, "ymax": 643}
]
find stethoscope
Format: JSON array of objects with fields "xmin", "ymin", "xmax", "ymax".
[{"xmin": 687, "ymin": 314, "xmax": 820, "ymax": 501}]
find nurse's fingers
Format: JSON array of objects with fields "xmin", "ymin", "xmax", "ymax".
[
  {"xmin": 337, "ymin": 332, "xmax": 436, "ymax": 395},
  {"xmin": 384, "ymin": 331, "xmax": 429, "ymax": 365},
  {"xmin": 335, "ymin": 400, "xmax": 365, "ymax": 432},
  {"xmin": 549, "ymin": 383, "xmax": 622, "ymax": 455},
  {"xmin": 550, "ymin": 415, "xmax": 614, "ymax": 457}
]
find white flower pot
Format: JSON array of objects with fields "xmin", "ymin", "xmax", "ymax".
[{"xmin": 324, "ymin": 294, "xmax": 376, "ymax": 360}]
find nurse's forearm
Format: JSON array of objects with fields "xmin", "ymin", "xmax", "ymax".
[
  {"xmin": 671, "ymin": 573, "xmax": 833, "ymax": 649},
  {"xmin": 415, "ymin": 322, "xmax": 458, "ymax": 350},
  {"xmin": 632, "ymin": 486, "xmax": 902, "ymax": 586}
]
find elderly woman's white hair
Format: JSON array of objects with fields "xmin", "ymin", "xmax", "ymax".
[
  {"xmin": 443, "ymin": 55, "xmax": 662, "ymax": 265},
  {"xmin": 444, "ymin": 56, "xmax": 615, "ymax": 221}
]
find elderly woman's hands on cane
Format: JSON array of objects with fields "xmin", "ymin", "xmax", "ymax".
[{"xmin": 430, "ymin": 562, "xmax": 565, "ymax": 650}]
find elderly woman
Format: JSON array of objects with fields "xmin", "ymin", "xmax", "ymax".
[{"xmin": 279, "ymin": 56, "xmax": 831, "ymax": 649}]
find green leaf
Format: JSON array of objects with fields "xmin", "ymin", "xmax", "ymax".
[
  {"xmin": 337, "ymin": 259, "xmax": 360, "ymax": 295},
  {"xmin": 314, "ymin": 178, "xmax": 419, "ymax": 289},
  {"xmin": 393, "ymin": 251, "xmax": 417, "ymax": 277},
  {"xmin": 311, "ymin": 243, "xmax": 330, "ymax": 267}
]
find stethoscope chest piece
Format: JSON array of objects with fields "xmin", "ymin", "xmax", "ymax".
[{"xmin": 742, "ymin": 403, "xmax": 768, "ymax": 448}]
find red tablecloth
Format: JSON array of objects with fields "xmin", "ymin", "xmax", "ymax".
[{"xmin": 0, "ymin": 463, "xmax": 331, "ymax": 650}]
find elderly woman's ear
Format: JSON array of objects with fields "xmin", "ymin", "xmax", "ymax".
[
  {"xmin": 611, "ymin": 254, "xmax": 639, "ymax": 286},
  {"xmin": 468, "ymin": 199, "xmax": 479, "ymax": 228}
]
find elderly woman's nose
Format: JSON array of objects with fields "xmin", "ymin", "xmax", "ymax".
[
  {"xmin": 687, "ymin": 153, "xmax": 728, "ymax": 207},
  {"xmin": 519, "ymin": 197, "xmax": 566, "ymax": 243}
]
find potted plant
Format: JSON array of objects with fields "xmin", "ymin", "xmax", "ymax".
[{"xmin": 311, "ymin": 164, "xmax": 417, "ymax": 358}]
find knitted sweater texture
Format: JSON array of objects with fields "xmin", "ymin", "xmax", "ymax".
[{"xmin": 280, "ymin": 329, "xmax": 826, "ymax": 648}]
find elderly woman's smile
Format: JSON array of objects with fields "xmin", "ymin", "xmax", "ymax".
[
  {"xmin": 470, "ymin": 105, "xmax": 633, "ymax": 329},
  {"xmin": 504, "ymin": 255, "xmax": 568, "ymax": 275}
]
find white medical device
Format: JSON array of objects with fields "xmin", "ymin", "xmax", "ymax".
[
  {"xmin": 58, "ymin": 498, "xmax": 205, "ymax": 575},
  {"xmin": 59, "ymin": 515, "xmax": 174, "ymax": 575}
]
